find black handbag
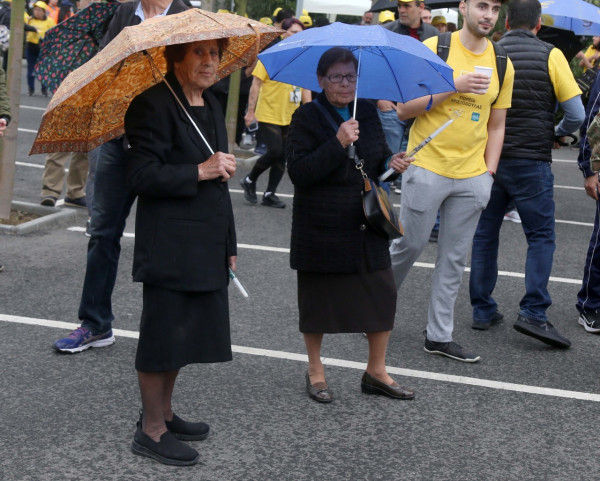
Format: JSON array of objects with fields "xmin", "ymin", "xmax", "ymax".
[
  {"xmin": 577, "ymin": 67, "xmax": 598, "ymax": 102},
  {"xmin": 313, "ymin": 98, "xmax": 403, "ymax": 240}
]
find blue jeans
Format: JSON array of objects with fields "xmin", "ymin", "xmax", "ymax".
[
  {"xmin": 469, "ymin": 159, "xmax": 555, "ymax": 322},
  {"xmin": 577, "ymin": 197, "xmax": 600, "ymax": 314},
  {"xmin": 79, "ymin": 137, "xmax": 137, "ymax": 334},
  {"xmin": 377, "ymin": 109, "xmax": 407, "ymax": 194},
  {"xmin": 25, "ymin": 44, "xmax": 39, "ymax": 92}
]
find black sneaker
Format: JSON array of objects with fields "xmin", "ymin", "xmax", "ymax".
[
  {"xmin": 262, "ymin": 193, "xmax": 285, "ymax": 208},
  {"xmin": 578, "ymin": 311, "xmax": 600, "ymax": 334},
  {"xmin": 64, "ymin": 196, "xmax": 87, "ymax": 208},
  {"xmin": 472, "ymin": 310, "xmax": 504, "ymax": 330},
  {"xmin": 166, "ymin": 413, "xmax": 210, "ymax": 441},
  {"xmin": 513, "ymin": 314, "xmax": 571, "ymax": 348},
  {"xmin": 424, "ymin": 338, "xmax": 481, "ymax": 363},
  {"xmin": 131, "ymin": 425, "xmax": 199, "ymax": 466},
  {"xmin": 240, "ymin": 176, "xmax": 257, "ymax": 204}
]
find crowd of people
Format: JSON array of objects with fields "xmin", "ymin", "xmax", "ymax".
[{"xmin": 2, "ymin": 0, "xmax": 598, "ymax": 469}]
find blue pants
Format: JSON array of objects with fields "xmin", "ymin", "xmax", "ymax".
[
  {"xmin": 577, "ymin": 197, "xmax": 600, "ymax": 314},
  {"xmin": 469, "ymin": 159, "xmax": 555, "ymax": 322},
  {"xmin": 79, "ymin": 137, "xmax": 137, "ymax": 334},
  {"xmin": 25, "ymin": 44, "xmax": 39, "ymax": 92}
]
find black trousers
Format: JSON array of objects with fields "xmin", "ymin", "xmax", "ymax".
[{"xmin": 248, "ymin": 122, "xmax": 289, "ymax": 194}]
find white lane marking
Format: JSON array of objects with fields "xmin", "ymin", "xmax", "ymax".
[
  {"xmin": 18, "ymin": 128, "xmax": 38, "ymax": 134},
  {"xmin": 16, "ymin": 161, "xmax": 43, "ymax": 168},
  {"xmin": 553, "ymin": 159, "xmax": 577, "ymax": 163},
  {"xmin": 21, "ymin": 105, "xmax": 46, "ymax": 111},
  {"xmin": 66, "ymin": 227, "xmax": 584, "ymax": 285},
  {"xmin": 1, "ymin": 312, "xmax": 599, "ymax": 402},
  {"xmin": 555, "ymin": 184, "xmax": 584, "ymax": 191}
]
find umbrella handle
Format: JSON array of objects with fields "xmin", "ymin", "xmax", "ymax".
[{"xmin": 143, "ymin": 50, "xmax": 215, "ymax": 156}]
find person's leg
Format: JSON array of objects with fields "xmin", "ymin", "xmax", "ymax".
[
  {"xmin": 85, "ymin": 147, "xmax": 99, "ymax": 218},
  {"xmin": 365, "ymin": 331, "xmax": 393, "ymax": 383},
  {"xmin": 25, "ymin": 45, "xmax": 36, "ymax": 93},
  {"xmin": 138, "ymin": 370, "xmax": 173, "ymax": 441},
  {"xmin": 389, "ymin": 166, "xmax": 448, "ymax": 289},
  {"xmin": 304, "ymin": 333, "xmax": 325, "ymax": 383},
  {"xmin": 65, "ymin": 151, "xmax": 89, "ymax": 200},
  {"xmin": 162, "ymin": 370, "xmax": 178, "ymax": 422},
  {"xmin": 509, "ymin": 160, "xmax": 555, "ymax": 321},
  {"xmin": 578, "ymin": 197, "xmax": 600, "ymax": 314},
  {"xmin": 265, "ymin": 125, "xmax": 287, "ymax": 194},
  {"xmin": 469, "ymin": 172, "xmax": 510, "ymax": 324},
  {"xmin": 428, "ymin": 172, "xmax": 493, "ymax": 342},
  {"xmin": 40, "ymin": 151, "xmax": 69, "ymax": 199},
  {"xmin": 78, "ymin": 138, "xmax": 136, "ymax": 334},
  {"xmin": 247, "ymin": 122, "xmax": 282, "ymax": 183}
]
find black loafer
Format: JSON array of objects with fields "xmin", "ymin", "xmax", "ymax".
[
  {"xmin": 361, "ymin": 371, "xmax": 415, "ymax": 400},
  {"xmin": 513, "ymin": 314, "xmax": 571, "ymax": 348},
  {"xmin": 131, "ymin": 426, "xmax": 199, "ymax": 466},
  {"xmin": 166, "ymin": 413, "xmax": 210, "ymax": 441},
  {"xmin": 305, "ymin": 371, "xmax": 333, "ymax": 403}
]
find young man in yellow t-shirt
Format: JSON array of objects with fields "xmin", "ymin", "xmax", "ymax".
[
  {"xmin": 389, "ymin": 0, "xmax": 515, "ymax": 363},
  {"xmin": 470, "ymin": 0, "xmax": 583, "ymax": 347}
]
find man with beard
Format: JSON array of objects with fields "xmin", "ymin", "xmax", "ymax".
[{"xmin": 389, "ymin": 0, "xmax": 515, "ymax": 362}]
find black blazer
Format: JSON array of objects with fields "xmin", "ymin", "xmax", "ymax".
[
  {"xmin": 100, "ymin": 0, "xmax": 189, "ymax": 49},
  {"xmin": 125, "ymin": 71, "xmax": 236, "ymax": 292},
  {"xmin": 287, "ymin": 93, "xmax": 393, "ymax": 273}
]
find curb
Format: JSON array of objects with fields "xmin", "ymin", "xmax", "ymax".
[{"xmin": 0, "ymin": 201, "xmax": 78, "ymax": 235}]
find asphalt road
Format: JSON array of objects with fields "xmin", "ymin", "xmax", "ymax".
[{"xmin": 1, "ymin": 66, "xmax": 599, "ymax": 481}]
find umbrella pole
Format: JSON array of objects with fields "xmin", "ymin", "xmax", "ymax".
[{"xmin": 352, "ymin": 47, "xmax": 362, "ymax": 120}]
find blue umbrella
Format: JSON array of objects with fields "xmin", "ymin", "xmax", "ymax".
[
  {"xmin": 257, "ymin": 22, "xmax": 455, "ymax": 112},
  {"xmin": 541, "ymin": 0, "xmax": 600, "ymax": 36}
]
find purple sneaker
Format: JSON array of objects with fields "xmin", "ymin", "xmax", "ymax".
[{"xmin": 53, "ymin": 326, "xmax": 115, "ymax": 353}]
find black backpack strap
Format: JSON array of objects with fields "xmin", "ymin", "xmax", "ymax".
[
  {"xmin": 491, "ymin": 40, "xmax": 507, "ymax": 104},
  {"xmin": 312, "ymin": 98, "xmax": 340, "ymax": 133},
  {"xmin": 437, "ymin": 32, "xmax": 452, "ymax": 62}
]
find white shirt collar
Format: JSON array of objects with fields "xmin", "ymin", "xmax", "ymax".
[{"xmin": 135, "ymin": 1, "xmax": 173, "ymax": 22}]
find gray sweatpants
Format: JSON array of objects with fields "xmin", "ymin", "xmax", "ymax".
[{"xmin": 389, "ymin": 165, "xmax": 493, "ymax": 342}]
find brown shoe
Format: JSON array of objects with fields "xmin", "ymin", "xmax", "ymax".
[
  {"xmin": 361, "ymin": 371, "xmax": 415, "ymax": 400},
  {"xmin": 305, "ymin": 371, "xmax": 333, "ymax": 403}
]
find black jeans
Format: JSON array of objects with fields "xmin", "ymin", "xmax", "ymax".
[{"xmin": 248, "ymin": 122, "xmax": 289, "ymax": 194}]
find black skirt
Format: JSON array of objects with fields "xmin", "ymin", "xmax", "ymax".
[
  {"xmin": 135, "ymin": 284, "xmax": 232, "ymax": 372},
  {"xmin": 297, "ymin": 259, "xmax": 397, "ymax": 334}
]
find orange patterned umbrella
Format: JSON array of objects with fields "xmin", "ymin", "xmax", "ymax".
[{"xmin": 30, "ymin": 9, "xmax": 282, "ymax": 154}]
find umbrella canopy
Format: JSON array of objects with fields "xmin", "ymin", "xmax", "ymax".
[
  {"xmin": 537, "ymin": 25, "xmax": 584, "ymax": 62},
  {"xmin": 541, "ymin": 0, "xmax": 600, "ymax": 36},
  {"xmin": 257, "ymin": 22, "xmax": 455, "ymax": 105},
  {"xmin": 35, "ymin": 2, "xmax": 120, "ymax": 94},
  {"xmin": 30, "ymin": 9, "xmax": 282, "ymax": 155}
]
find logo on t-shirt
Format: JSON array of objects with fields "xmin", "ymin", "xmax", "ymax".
[{"xmin": 471, "ymin": 112, "xmax": 480, "ymax": 122}]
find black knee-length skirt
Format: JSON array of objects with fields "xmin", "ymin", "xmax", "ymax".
[
  {"xmin": 297, "ymin": 260, "xmax": 397, "ymax": 334},
  {"xmin": 135, "ymin": 284, "xmax": 233, "ymax": 372}
]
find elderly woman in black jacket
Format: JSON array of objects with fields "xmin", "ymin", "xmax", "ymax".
[
  {"xmin": 287, "ymin": 47, "xmax": 414, "ymax": 403},
  {"xmin": 125, "ymin": 39, "xmax": 236, "ymax": 466}
]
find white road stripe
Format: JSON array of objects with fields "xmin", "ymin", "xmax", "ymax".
[
  {"xmin": 1, "ymin": 312, "xmax": 599, "ymax": 402},
  {"xmin": 18, "ymin": 128, "xmax": 38, "ymax": 134},
  {"xmin": 66, "ymin": 227, "xmax": 584, "ymax": 284},
  {"xmin": 16, "ymin": 161, "xmax": 43, "ymax": 168},
  {"xmin": 20, "ymin": 105, "xmax": 46, "ymax": 111}
]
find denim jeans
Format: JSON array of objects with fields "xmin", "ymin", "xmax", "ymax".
[
  {"xmin": 79, "ymin": 137, "xmax": 137, "ymax": 334},
  {"xmin": 25, "ymin": 44, "xmax": 39, "ymax": 92},
  {"xmin": 469, "ymin": 158, "xmax": 555, "ymax": 322},
  {"xmin": 577, "ymin": 198, "xmax": 600, "ymax": 314}
]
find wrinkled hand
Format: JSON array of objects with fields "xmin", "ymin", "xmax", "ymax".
[
  {"xmin": 584, "ymin": 173, "xmax": 600, "ymax": 200},
  {"xmin": 377, "ymin": 100, "xmax": 395, "ymax": 112},
  {"xmin": 229, "ymin": 255, "xmax": 237, "ymax": 271},
  {"xmin": 198, "ymin": 151, "xmax": 236, "ymax": 182},
  {"xmin": 336, "ymin": 119, "xmax": 359, "ymax": 148},
  {"xmin": 454, "ymin": 72, "xmax": 491, "ymax": 96},
  {"xmin": 389, "ymin": 151, "xmax": 414, "ymax": 174},
  {"xmin": 0, "ymin": 118, "xmax": 7, "ymax": 137}
]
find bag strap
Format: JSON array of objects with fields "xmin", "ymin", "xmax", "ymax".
[{"xmin": 312, "ymin": 98, "xmax": 340, "ymax": 133}]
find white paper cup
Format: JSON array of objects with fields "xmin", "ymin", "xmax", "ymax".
[{"xmin": 474, "ymin": 66, "xmax": 493, "ymax": 93}]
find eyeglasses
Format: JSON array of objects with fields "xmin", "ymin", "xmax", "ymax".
[{"xmin": 327, "ymin": 74, "xmax": 358, "ymax": 83}]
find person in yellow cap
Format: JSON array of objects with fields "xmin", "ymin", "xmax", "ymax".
[
  {"xmin": 431, "ymin": 15, "xmax": 447, "ymax": 33},
  {"xmin": 299, "ymin": 13, "xmax": 312, "ymax": 28},
  {"xmin": 259, "ymin": 16, "xmax": 273, "ymax": 26},
  {"xmin": 379, "ymin": 10, "xmax": 395, "ymax": 24},
  {"xmin": 273, "ymin": 7, "xmax": 282, "ymax": 17},
  {"xmin": 25, "ymin": 1, "xmax": 55, "ymax": 96}
]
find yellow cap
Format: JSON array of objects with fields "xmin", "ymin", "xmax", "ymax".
[
  {"xmin": 299, "ymin": 14, "xmax": 312, "ymax": 27},
  {"xmin": 33, "ymin": 1, "xmax": 48, "ymax": 9},
  {"xmin": 259, "ymin": 16, "xmax": 273, "ymax": 25},
  {"xmin": 431, "ymin": 15, "xmax": 447, "ymax": 26},
  {"xmin": 379, "ymin": 10, "xmax": 395, "ymax": 23},
  {"xmin": 302, "ymin": 9, "xmax": 308, "ymax": 15},
  {"xmin": 217, "ymin": 9, "xmax": 230, "ymax": 14},
  {"xmin": 273, "ymin": 7, "xmax": 282, "ymax": 16}
]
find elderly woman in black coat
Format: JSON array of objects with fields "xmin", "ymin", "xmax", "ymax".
[
  {"xmin": 287, "ymin": 47, "xmax": 414, "ymax": 403},
  {"xmin": 125, "ymin": 39, "xmax": 236, "ymax": 466}
]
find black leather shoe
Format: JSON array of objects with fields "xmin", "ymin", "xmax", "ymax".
[
  {"xmin": 305, "ymin": 371, "xmax": 333, "ymax": 403},
  {"xmin": 472, "ymin": 310, "xmax": 504, "ymax": 330},
  {"xmin": 131, "ymin": 425, "xmax": 199, "ymax": 466},
  {"xmin": 166, "ymin": 413, "xmax": 210, "ymax": 441},
  {"xmin": 513, "ymin": 314, "xmax": 571, "ymax": 348},
  {"xmin": 361, "ymin": 371, "xmax": 415, "ymax": 400}
]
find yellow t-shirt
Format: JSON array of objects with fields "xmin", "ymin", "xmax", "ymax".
[
  {"xmin": 409, "ymin": 32, "xmax": 515, "ymax": 179},
  {"xmin": 583, "ymin": 44, "xmax": 598, "ymax": 72},
  {"xmin": 252, "ymin": 61, "xmax": 302, "ymax": 126},
  {"xmin": 25, "ymin": 15, "xmax": 56, "ymax": 45},
  {"xmin": 549, "ymin": 48, "xmax": 582, "ymax": 101}
]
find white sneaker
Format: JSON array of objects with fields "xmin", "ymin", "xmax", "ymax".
[{"xmin": 503, "ymin": 209, "xmax": 521, "ymax": 223}]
